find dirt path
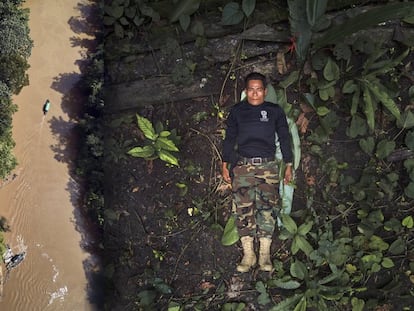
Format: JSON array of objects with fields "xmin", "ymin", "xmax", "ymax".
[{"xmin": 0, "ymin": 0, "xmax": 98, "ymax": 309}]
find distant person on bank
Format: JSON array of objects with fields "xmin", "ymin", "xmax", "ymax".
[{"xmin": 221, "ymin": 72, "xmax": 293, "ymax": 272}]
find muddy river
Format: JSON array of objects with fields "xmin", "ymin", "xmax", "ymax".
[{"xmin": 0, "ymin": 0, "xmax": 100, "ymax": 309}]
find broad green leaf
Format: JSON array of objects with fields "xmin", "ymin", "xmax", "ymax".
[
  {"xmin": 368, "ymin": 210, "xmax": 384, "ymax": 223},
  {"xmin": 346, "ymin": 264, "xmax": 357, "ymax": 274},
  {"xmin": 351, "ymin": 87, "xmax": 360, "ymax": 116},
  {"xmin": 279, "ymin": 183, "xmax": 294, "ymax": 223},
  {"xmin": 155, "ymin": 121, "xmax": 164, "ymax": 134},
  {"xmin": 125, "ymin": 6, "xmax": 136, "ymax": 19},
  {"xmin": 155, "ymin": 137, "xmax": 179, "ymax": 152},
  {"xmin": 351, "ymin": 297, "xmax": 365, "ymax": 311},
  {"xmin": 320, "ymin": 290, "xmax": 345, "ymax": 301},
  {"xmin": 242, "ymin": 0, "xmax": 256, "ymax": 17},
  {"xmin": 127, "ymin": 145, "xmax": 154, "ymax": 158},
  {"xmin": 191, "ymin": 20, "xmax": 204, "ymax": 36},
  {"xmin": 290, "ymin": 260, "xmax": 307, "ymax": 280},
  {"xmin": 311, "ymin": 49, "xmax": 329, "ymax": 70},
  {"xmin": 342, "ymin": 80, "xmax": 357, "ymax": 94},
  {"xmin": 381, "ymin": 257, "xmax": 394, "ymax": 268},
  {"xmin": 371, "ymin": 263, "xmax": 381, "ymax": 273},
  {"xmin": 306, "ymin": 0, "xmax": 328, "ymax": 27},
  {"xmin": 222, "ymin": 303, "xmax": 246, "ymax": 311},
  {"xmin": 179, "ymin": 14, "xmax": 190, "ymax": 31},
  {"xmin": 221, "ymin": 2, "xmax": 244, "ymax": 25},
  {"xmin": 388, "ymin": 237, "xmax": 405, "ymax": 255},
  {"xmin": 362, "ymin": 86, "xmax": 375, "ymax": 131},
  {"xmin": 295, "ymin": 235, "xmax": 313, "ymax": 256},
  {"xmin": 137, "ymin": 290, "xmax": 157, "ymax": 306},
  {"xmin": 317, "ymin": 106, "xmax": 330, "ymax": 116},
  {"xmin": 398, "ymin": 110, "xmax": 414, "ymax": 129},
  {"xmin": 279, "ymin": 70, "xmax": 299, "ymax": 89},
  {"xmin": 153, "ymin": 278, "xmax": 172, "ymax": 294},
  {"xmin": 323, "ymin": 57, "xmax": 340, "ymax": 81},
  {"xmin": 405, "ymin": 16, "xmax": 414, "ymax": 24},
  {"xmin": 291, "ymin": 236, "xmax": 299, "ymax": 254},
  {"xmin": 221, "ymin": 215, "xmax": 239, "ymax": 246},
  {"xmin": 369, "ymin": 235, "xmax": 389, "ymax": 251},
  {"xmin": 376, "ymin": 139, "xmax": 395, "ymax": 159},
  {"xmin": 269, "ymin": 294, "xmax": 303, "ymax": 311},
  {"xmin": 293, "ymin": 296, "xmax": 307, "ymax": 311},
  {"xmin": 298, "ymin": 221, "xmax": 313, "ymax": 236},
  {"xmin": 384, "ymin": 218, "xmax": 402, "ymax": 232},
  {"xmin": 169, "ymin": 0, "xmax": 200, "ymax": 22},
  {"xmin": 167, "ymin": 302, "xmax": 181, "ymax": 311},
  {"xmin": 133, "ymin": 16, "xmax": 145, "ymax": 27},
  {"xmin": 402, "ymin": 215, "xmax": 414, "ymax": 228},
  {"xmin": 362, "ymin": 253, "xmax": 381, "ymax": 264},
  {"xmin": 289, "ymin": 119, "xmax": 301, "ymax": 170},
  {"xmin": 367, "ymin": 49, "xmax": 409, "ymax": 77},
  {"xmin": 281, "ymin": 214, "xmax": 297, "ymax": 234},
  {"xmin": 404, "ymin": 158, "xmax": 414, "ymax": 172},
  {"xmin": 364, "ymin": 47, "xmax": 391, "ymax": 71},
  {"xmin": 137, "ymin": 114, "xmax": 156, "ymax": 140},
  {"xmin": 348, "ymin": 115, "xmax": 367, "ymax": 138},
  {"xmin": 159, "ymin": 149, "xmax": 179, "ymax": 166},
  {"xmin": 119, "ymin": 17, "xmax": 129, "ymax": 26},
  {"xmin": 405, "ymin": 130, "xmax": 414, "ymax": 151},
  {"xmin": 314, "ymin": 3, "xmax": 414, "ymax": 48},
  {"xmin": 288, "ymin": 0, "xmax": 312, "ymax": 63},
  {"xmin": 319, "ymin": 88, "xmax": 330, "ymax": 101},
  {"xmin": 269, "ymin": 278, "xmax": 301, "ymax": 289},
  {"xmin": 410, "ymin": 85, "xmax": 414, "ymax": 99},
  {"xmin": 160, "ymin": 130, "xmax": 171, "ymax": 137},
  {"xmin": 265, "ymin": 83, "xmax": 278, "ymax": 104},
  {"xmin": 333, "ymin": 42, "xmax": 351, "ymax": 61},
  {"xmin": 302, "ymin": 93, "xmax": 316, "ymax": 110},
  {"xmin": 359, "ymin": 137, "xmax": 374, "ymax": 155},
  {"xmin": 141, "ymin": 4, "xmax": 160, "ymax": 21},
  {"xmin": 365, "ymin": 80, "xmax": 401, "ymax": 121},
  {"xmin": 256, "ymin": 281, "xmax": 271, "ymax": 305},
  {"xmin": 318, "ymin": 270, "xmax": 343, "ymax": 285}
]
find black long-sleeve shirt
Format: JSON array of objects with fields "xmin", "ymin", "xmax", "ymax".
[{"xmin": 222, "ymin": 100, "xmax": 293, "ymax": 164}]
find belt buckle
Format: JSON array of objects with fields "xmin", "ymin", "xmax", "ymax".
[{"xmin": 251, "ymin": 157, "xmax": 262, "ymax": 165}]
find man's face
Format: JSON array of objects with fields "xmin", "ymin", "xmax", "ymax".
[{"xmin": 245, "ymin": 79, "xmax": 267, "ymax": 106}]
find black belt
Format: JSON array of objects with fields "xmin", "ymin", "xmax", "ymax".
[{"xmin": 238, "ymin": 157, "xmax": 274, "ymax": 165}]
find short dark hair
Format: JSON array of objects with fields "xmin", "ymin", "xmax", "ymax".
[{"xmin": 244, "ymin": 72, "xmax": 266, "ymax": 88}]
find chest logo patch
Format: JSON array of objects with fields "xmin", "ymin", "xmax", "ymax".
[{"xmin": 260, "ymin": 110, "xmax": 269, "ymax": 122}]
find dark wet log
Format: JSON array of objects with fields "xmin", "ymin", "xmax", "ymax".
[
  {"xmin": 106, "ymin": 31, "xmax": 282, "ymax": 84},
  {"xmin": 105, "ymin": 58, "xmax": 281, "ymax": 113},
  {"xmin": 105, "ymin": 74, "xmax": 223, "ymax": 113},
  {"xmin": 387, "ymin": 148, "xmax": 414, "ymax": 162}
]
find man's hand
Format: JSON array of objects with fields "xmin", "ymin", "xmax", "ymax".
[
  {"xmin": 222, "ymin": 162, "xmax": 231, "ymax": 183},
  {"xmin": 284, "ymin": 165, "xmax": 293, "ymax": 184}
]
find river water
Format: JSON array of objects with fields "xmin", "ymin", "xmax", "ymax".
[{"xmin": 0, "ymin": 0, "xmax": 100, "ymax": 310}]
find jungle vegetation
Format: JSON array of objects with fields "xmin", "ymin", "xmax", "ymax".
[
  {"xmin": 0, "ymin": 0, "xmax": 32, "ymax": 254},
  {"xmin": 103, "ymin": 0, "xmax": 414, "ymax": 310}
]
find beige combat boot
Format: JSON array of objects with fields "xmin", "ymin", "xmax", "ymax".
[
  {"xmin": 259, "ymin": 237, "xmax": 273, "ymax": 271},
  {"xmin": 236, "ymin": 236, "xmax": 257, "ymax": 272}
]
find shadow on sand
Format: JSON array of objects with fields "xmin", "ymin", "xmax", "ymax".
[{"xmin": 48, "ymin": 1, "xmax": 103, "ymax": 309}]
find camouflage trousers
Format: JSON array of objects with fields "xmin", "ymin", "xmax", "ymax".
[{"xmin": 232, "ymin": 161, "xmax": 280, "ymax": 239}]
